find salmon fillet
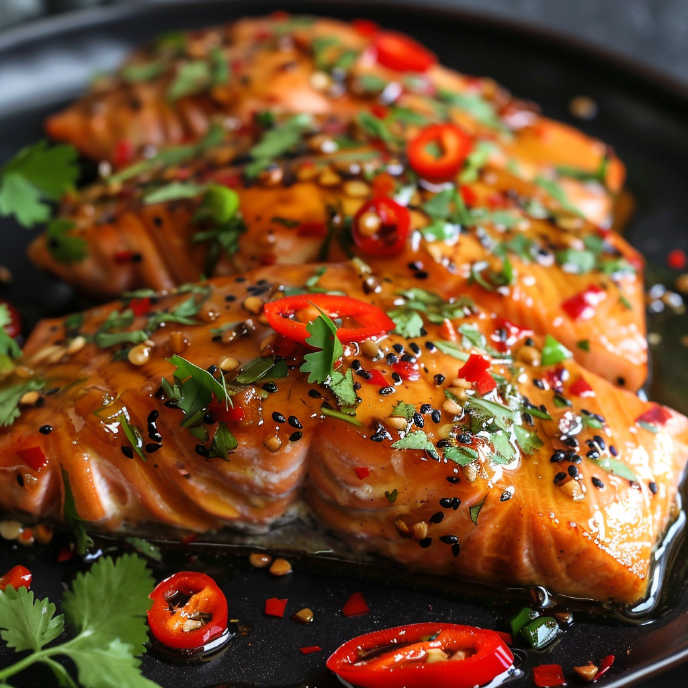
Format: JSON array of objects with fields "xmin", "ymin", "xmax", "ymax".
[
  {"xmin": 45, "ymin": 15, "xmax": 623, "ymax": 227},
  {"xmin": 29, "ymin": 125, "xmax": 646, "ymax": 390},
  {"xmin": 0, "ymin": 263, "xmax": 683, "ymax": 603}
]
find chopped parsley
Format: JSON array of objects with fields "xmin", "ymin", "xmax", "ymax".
[
  {"xmin": 391, "ymin": 430, "xmax": 439, "ymax": 459},
  {"xmin": 389, "ymin": 288, "xmax": 473, "ymax": 338},
  {"xmin": 245, "ymin": 114, "xmax": 313, "ymax": 178},
  {"xmin": 45, "ymin": 219, "xmax": 88, "ymax": 264},
  {"xmin": 300, "ymin": 308, "xmax": 342, "ymax": 384},
  {"xmin": 540, "ymin": 335, "xmax": 572, "ymax": 366}
]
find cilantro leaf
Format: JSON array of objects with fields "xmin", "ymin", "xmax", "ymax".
[
  {"xmin": 301, "ymin": 309, "xmax": 343, "ymax": 385},
  {"xmin": 0, "ymin": 379, "xmax": 44, "ymax": 427},
  {"xmin": 0, "ymin": 141, "xmax": 79, "ymax": 228},
  {"xmin": 246, "ymin": 114, "xmax": 312, "ymax": 178},
  {"xmin": 432, "ymin": 340, "xmax": 470, "ymax": 362},
  {"xmin": 209, "ymin": 422, "xmax": 238, "ymax": 460},
  {"xmin": 469, "ymin": 497, "xmax": 486, "ymax": 525},
  {"xmin": 0, "ymin": 304, "xmax": 21, "ymax": 360},
  {"xmin": 143, "ymin": 181, "xmax": 206, "ymax": 205},
  {"xmin": 328, "ymin": 369, "xmax": 357, "ymax": 411},
  {"xmin": 514, "ymin": 425, "xmax": 544, "ymax": 455},
  {"xmin": 391, "ymin": 431, "xmax": 438, "ymax": 459},
  {"xmin": 390, "ymin": 401, "xmax": 415, "ymax": 421},
  {"xmin": 596, "ymin": 457, "xmax": 637, "ymax": 482},
  {"xmin": 167, "ymin": 59, "xmax": 212, "ymax": 101},
  {"xmin": 46, "ymin": 220, "xmax": 88, "ymax": 264},
  {"xmin": 389, "ymin": 288, "xmax": 473, "ymax": 338},
  {"xmin": 534, "ymin": 175, "xmax": 581, "ymax": 215},
  {"xmin": 0, "ymin": 586, "xmax": 64, "ymax": 652},
  {"xmin": 437, "ymin": 89, "xmax": 507, "ymax": 131},
  {"xmin": 358, "ymin": 112, "xmax": 396, "ymax": 144},
  {"xmin": 235, "ymin": 357, "xmax": 287, "ymax": 384},
  {"xmin": 121, "ymin": 59, "xmax": 167, "ymax": 83},
  {"xmin": 445, "ymin": 445, "xmax": 479, "ymax": 466},
  {"xmin": 118, "ymin": 413, "xmax": 146, "ymax": 461},
  {"xmin": 390, "ymin": 309, "xmax": 425, "ymax": 339}
]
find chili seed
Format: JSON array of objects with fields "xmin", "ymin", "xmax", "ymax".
[{"xmin": 292, "ymin": 608, "xmax": 314, "ymax": 624}]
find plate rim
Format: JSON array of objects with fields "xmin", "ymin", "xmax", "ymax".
[{"xmin": 0, "ymin": 1, "xmax": 687, "ymax": 686}]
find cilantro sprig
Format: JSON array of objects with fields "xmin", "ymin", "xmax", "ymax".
[
  {"xmin": 0, "ymin": 141, "xmax": 79, "ymax": 228},
  {"xmin": 0, "ymin": 554, "xmax": 157, "ymax": 688},
  {"xmin": 300, "ymin": 307, "xmax": 343, "ymax": 384}
]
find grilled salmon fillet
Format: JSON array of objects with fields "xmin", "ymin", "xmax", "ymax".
[
  {"xmin": 0, "ymin": 263, "xmax": 684, "ymax": 603},
  {"xmin": 29, "ymin": 120, "xmax": 646, "ymax": 390},
  {"xmin": 45, "ymin": 15, "xmax": 623, "ymax": 227}
]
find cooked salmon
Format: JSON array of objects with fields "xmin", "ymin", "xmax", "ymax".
[
  {"xmin": 45, "ymin": 15, "xmax": 623, "ymax": 227},
  {"xmin": 29, "ymin": 122, "xmax": 646, "ymax": 390},
  {"xmin": 0, "ymin": 262, "xmax": 683, "ymax": 603}
]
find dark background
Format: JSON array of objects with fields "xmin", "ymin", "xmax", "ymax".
[{"xmin": 0, "ymin": 1, "xmax": 687, "ymax": 688}]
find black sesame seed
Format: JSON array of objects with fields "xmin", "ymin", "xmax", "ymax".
[
  {"xmin": 308, "ymin": 389, "xmax": 322, "ymax": 399},
  {"xmin": 224, "ymin": 294, "xmax": 236, "ymax": 302},
  {"xmin": 351, "ymin": 359, "xmax": 362, "ymax": 371},
  {"xmin": 568, "ymin": 465, "xmax": 579, "ymax": 478},
  {"xmin": 451, "ymin": 543, "xmax": 461, "ymax": 557},
  {"xmin": 121, "ymin": 446, "xmax": 134, "ymax": 459},
  {"xmin": 409, "ymin": 343, "xmax": 421, "ymax": 355},
  {"xmin": 39, "ymin": 425, "xmax": 53, "ymax": 435},
  {"xmin": 207, "ymin": 365, "xmax": 218, "ymax": 375},
  {"xmin": 289, "ymin": 431, "xmax": 303, "ymax": 442},
  {"xmin": 393, "ymin": 344, "xmax": 405, "ymax": 354},
  {"xmin": 525, "ymin": 337, "xmax": 535, "ymax": 347},
  {"xmin": 391, "ymin": 372, "xmax": 402, "ymax": 383},
  {"xmin": 431, "ymin": 410, "xmax": 441, "ymax": 424},
  {"xmin": 553, "ymin": 472, "xmax": 567, "ymax": 484},
  {"xmin": 148, "ymin": 410, "xmax": 159, "ymax": 423},
  {"xmin": 434, "ymin": 374, "xmax": 445, "ymax": 385},
  {"xmin": 17, "ymin": 474, "xmax": 24, "ymax": 487},
  {"xmin": 212, "ymin": 335, "xmax": 223, "ymax": 343},
  {"xmin": 401, "ymin": 353, "xmax": 416, "ymax": 363},
  {"xmin": 414, "ymin": 271, "xmax": 429, "ymax": 279},
  {"xmin": 272, "ymin": 412, "xmax": 286, "ymax": 423},
  {"xmin": 419, "ymin": 537, "xmax": 432, "ymax": 548},
  {"xmin": 379, "ymin": 386, "xmax": 395, "ymax": 395},
  {"xmin": 408, "ymin": 261, "xmax": 423, "ymax": 271},
  {"xmin": 500, "ymin": 490, "xmax": 513, "ymax": 502},
  {"xmin": 523, "ymin": 412, "xmax": 534, "ymax": 426},
  {"xmin": 568, "ymin": 453, "xmax": 583, "ymax": 464},
  {"xmin": 164, "ymin": 400, "xmax": 178, "ymax": 408},
  {"xmin": 356, "ymin": 369, "xmax": 373, "ymax": 380},
  {"xmin": 563, "ymin": 437, "xmax": 579, "ymax": 449},
  {"xmin": 550, "ymin": 450, "xmax": 565, "ymax": 463},
  {"xmin": 288, "ymin": 416, "xmax": 302, "ymax": 429},
  {"xmin": 386, "ymin": 353, "xmax": 398, "ymax": 365},
  {"xmin": 195, "ymin": 444, "xmax": 210, "ymax": 457},
  {"xmin": 457, "ymin": 433, "xmax": 472, "ymax": 444},
  {"xmin": 451, "ymin": 497, "xmax": 461, "ymax": 510},
  {"xmin": 591, "ymin": 477, "xmax": 605, "ymax": 489},
  {"xmin": 425, "ymin": 342, "xmax": 436, "ymax": 352},
  {"xmin": 263, "ymin": 381, "xmax": 278, "ymax": 393},
  {"xmin": 436, "ymin": 439, "xmax": 451, "ymax": 448},
  {"xmin": 586, "ymin": 450, "xmax": 600, "ymax": 460},
  {"xmin": 439, "ymin": 498, "xmax": 453, "ymax": 508},
  {"xmin": 446, "ymin": 476, "xmax": 460, "ymax": 484},
  {"xmin": 413, "ymin": 412, "xmax": 424, "ymax": 428},
  {"xmin": 593, "ymin": 435, "xmax": 606, "ymax": 450},
  {"xmin": 617, "ymin": 377, "xmax": 626, "ymax": 386},
  {"xmin": 534, "ymin": 379, "xmax": 545, "ymax": 390},
  {"xmin": 439, "ymin": 535, "xmax": 458, "ymax": 544},
  {"xmin": 145, "ymin": 443, "xmax": 162, "ymax": 453},
  {"xmin": 420, "ymin": 404, "xmax": 433, "ymax": 414},
  {"xmin": 429, "ymin": 512, "xmax": 444, "ymax": 524},
  {"xmin": 370, "ymin": 433, "xmax": 385, "ymax": 442},
  {"xmin": 649, "ymin": 481, "xmax": 658, "ymax": 495},
  {"xmin": 354, "ymin": 383, "xmax": 362, "ymax": 391},
  {"xmin": 203, "ymin": 413, "xmax": 216, "ymax": 425},
  {"xmin": 609, "ymin": 445, "xmax": 618, "ymax": 456}
]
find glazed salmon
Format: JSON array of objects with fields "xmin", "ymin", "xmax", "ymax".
[
  {"xmin": 29, "ymin": 121, "xmax": 646, "ymax": 390},
  {"xmin": 44, "ymin": 15, "xmax": 623, "ymax": 227},
  {"xmin": 0, "ymin": 262, "xmax": 683, "ymax": 603}
]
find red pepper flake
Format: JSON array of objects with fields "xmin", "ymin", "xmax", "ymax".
[
  {"xmin": 213, "ymin": 172, "xmax": 241, "ymax": 189},
  {"xmin": 668, "ymin": 248, "xmax": 687, "ymax": 270},
  {"xmin": 274, "ymin": 337, "xmax": 297, "ymax": 358},
  {"xmin": 364, "ymin": 369, "xmax": 389, "ymax": 387},
  {"xmin": 299, "ymin": 646, "xmax": 322, "ymax": 655},
  {"xmin": 342, "ymin": 591, "xmax": 370, "ymax": 617},
  {"xmin": 265, "ymin": 598, "xmax": 288, "ymax": 618},
  {"xmin": 486, "ymin": 193, "xmax": 507, "ymax": 209},
  {"xmin": 113, "ymin": 139, "xmax": 134, "ymax": 167},
  {"xmin": 260, "ymin": 253, "xmax": 277, "ymax": 266},
  {"xmin": 495, "ymin": 631, "xmax": 513, "ymax": 645},
  {"xmin": 533, "ymin": 664, "xmax": 566, "ymax": 687},
  {"xmin": 16, "ymin": 446, "xmax": 48, "ymax": 472},
  {"xmin": 440, "ymin": 319, "xmax": 458, "ymax": 343},
  {"xmin": 569, "ymin": 378, "xmax": 595, "ymax": 398},
  {"xmin": 297, "ymin": 222, "xmax": 327, "ymax": 238},
  {"xmin": 353, "ymin": 18, "xmax": 379, "ymax": 36},
  {"xmin": 392, "ymin": 360, "xmax": 420, "ymax": 381},
  {"xmin": 460, "ymin": 186, "xmax": 478, "ymax": 206},
  {"xmin": 596, "ymin": 655, "xmax": 615, "ymax": 679},
  {"xmin": 57, "ymin": 546, "xmax": 74, "ymax": 563},
  {"xmin": 130, "ymin": 297, "xmax": 151, "ymax": 317},
  {"xmin": 180, "ymin": 533, "xmax": 198, "ymax": 545},
  {"xmin": 370, "ymin": 104, "xmax": 389, "ymax": 120},
  {"xmin": 492, "ymin": 318, "xmax": 533, "ymax": 353},
  {"xmin": 458, "ymin": 353, "xmax": 491, "ymax": 383},
  {"xmin": 208, "ymin": 403, "xmax": 245, "ymax": 423},
  {"xmin": 545, "ymin": 365, "xmax": 568, "ymax": 392},
  {"xmin": 635, "ymin": 405, "xmax": 672, "ymax": 427},
  {"xmin": 474, "ymin": 372, "xmax": 497, "ymax": 395},
  {"xmin": 114, "ymin": 251, "xmax": 138, "ymax": 264},
  {"xmin": 371, "ymin": 172, "xmax": 396, "ymax": 197},
  {"xmin": 562, "ymin": 285, "xmax": 607, "ymax": 321},
  {"xmin": 355, "ymin": 467, "xmax": 370, "ymax": 480}
]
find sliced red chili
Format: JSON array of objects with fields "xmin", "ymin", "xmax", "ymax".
[
  {"xmin": 16, "ymin": 446, "xmax": 48, "ymax": 472},
  {"xmin": 300, "ymin": 646, "xmax": 322, "ymax": 654},
  {"xmin": 113, "ymin": 139, "xmax": 134, "ymax": 167},
  {"xmin": 492, "ymin": 318, "xmax": 532, "ymax": 353},
  {"xmin": 667, "ymin": 248, "xmax": 687, "ymax": 270},
  {"xmin": 264, "ymin": 294, "xmax": 395, "ymax": 346},
  {"xmin": 569, "ymin": 378, "xmax": 595, "ymax": 398},
  {"xmin": 130, "ymin": 297, "xmax": 151, "ymax": 317},
  {"xmin": 408, "ymin": 124, "xmax": 472, "ymax": 184},
  {"xmin": 0, "ymin": 565, "xmax": 32, "ymax": 591},
  {"xmin": 342, "ymin": 591, "xmax": 369, "ymax": 617},
  {"xmin": 265, "ymin": 598, "xmax": 288, "ymax": 618},
  {"xmin": 495, "ymin": 631, "xmax": 512, "ymax": 646},
  {"xmin": 393, "ymin": 360, "xmax": 420, "ymax": 381},
  {"xmin": 597, "ymin": 655, "xmax": 615, "ymax": 679},
  {"xmin": 373, "ymin": 32, "xmax": 436, "ymax": 73},
  {"xmin": 371, "ymin": 172, "xmax": 396, "ymax": 197},
  {"xmin": 636, "ymin": 405, "xmax": 672, "ymax": 427},
  {"xmin": 0, "ymin": 298, "xmax": 21, "ymax": 339},
  {"xmin": 355, "ymin": 467, "xmax": 370, "ymax": 480},
  {"xmin": 458, "ymin": 354, "xmax": 491, "ymax": 383},
  {"xmin": 533, "ymin": 664, "xmax": 566, "ymax": 688},
  {"xmin": 475, "ymin": 372, "xmax": 497, "ymax": 395},
  {"xmin": 297, "ymin": 222, "xmax": 327, "ymax": 238},
  {"xmin": 364, "ymin": 370, "xmax": 390, "ymax": 387},
  {"xmin": 353, "ymin": 18, "xmax": 379, "ymax": 37},
  {"xmin": 207, "ymin": 402, "xmax": 245, "ymax": 423},
  {"xmin": 353, "ymin": 197, "xmax": 411, "ymax": 256},
  {"xmin": 327, "ymin": 622, "xmax": 513, "ymax": 688},
  {"xmin": 561, "ymin": 284, "xmax": 607, "ymax": 320},
  {"xmin": 148, "ymin": 571, "xmax": 228, "ymax": 650}
]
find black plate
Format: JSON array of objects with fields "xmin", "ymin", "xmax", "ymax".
[{"xmin": 1, "ymin": 2, "xmax": 688, "ymax": 687}]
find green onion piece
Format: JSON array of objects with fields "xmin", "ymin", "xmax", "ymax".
[
  {"xmin": 540, "ymin": 335, "xmax": 572, "ymax": 367},
  {"xmin": 508, "ymin": 607, "xmax": 540, "ymax": 637},
  {"xmin": 520, "ymin": 616, "xmax": 559, "ymax": 650}
]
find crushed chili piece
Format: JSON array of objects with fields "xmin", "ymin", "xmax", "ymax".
[
  {"xmin": 299, "ymin": 646, "xmax": 322, "ymax": 655},
  {"xmin": 355, "ymin": 467, "xmax": 370, "ymax": 480},
  {"xmin": 533, "ymin": 664, "xmax": 566, "ymax": 687},
  {"xmin": 265, "ymin": 598, "xmax": 288, "ymax": 618},
  {"xmin": 342, "ymin": 591, "xmax": 370, "ymax": 617}
]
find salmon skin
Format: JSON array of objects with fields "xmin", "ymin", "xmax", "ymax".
[
  {"xmin": 0, "ymin": 262, "xmax": 684, "ymax": 604},
  {"xmin": 44, "ymin": 15, "xmax": 623, "ymax": 227},
  {"xmin": 30, "ymin": 114, "xmax": 646, "ymax": 390}
]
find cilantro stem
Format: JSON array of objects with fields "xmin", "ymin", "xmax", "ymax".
[
  {"xmin": 321, "ymin": 406, "xmax": 363, "ymax": 427},
  {"xmin": 0, "ymin": 644, "xmax": 63, "ymax": 681}
]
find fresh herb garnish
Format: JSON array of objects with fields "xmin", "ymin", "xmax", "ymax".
[
  {"xmin": 0, "ymin": 379, "xmax": 45, "ymax": 427},
  {"xmin": 389, "ymin": 288, "xmax": 473, "ymax": 338},
  {"xmin": 540, "ymin": 335, "xmax": 572, "ymax": 366},
  {"xmin": 0, "ymin": 141, "xmax": 79, "ymax": 228},
  {"xmin": 385, "ymin": 489, "xmax": 399, "ymax": 503},
  {"xmin": 209, "ymin": 422, "xmax": 238, "ymax": 460},
  {"xmin": 596, "ymin": 456, "xmax": 636, "ymax": 482},
  {"xmin": 235, "ymin": 357, "xmax": 288, "ymax": 384},
  {"xmin": 118, "ymin": 413, "xmax": 146, "ymax": 461},
  {"xmin": 445, "ymin": 445, "xmax": 479, "ymax": 466},
  {"xmin": 437, "ymin": 89, "xmax": 507, "ymax": 132},
  {"xmin": 300, "ymin": 308, "xmax": 343, "ymax": 385},
  {"xmin": 390, "ymin": 401, "xmax": 416, "ymax": 421},
  {"xmin": 121, "ymin": 59, "xmax": 167, "ymax": 83},
  {"xmin": 143, "ymin": 181, "xmax": 206, "ymax": 205},
  {"xmin": 0, "ymin": 304, "xmax": 21, "ymax": 360},
  {"xmin": 534, "ymin": 175, "xmax": 581, "ymax": 215},
  {"xmin": 245, "ymin": 114, "xmax": 313, "ymax": 178},
  {"xmin": 0, "ymin": 554, "xmax": 156, "ymax": 688},
  {"xmin": 167, "ymin": 49, "xmax": 227, "ymax": 101},
  {"xmin": 328, "ymin": 369, "xmax": 357, "ymax": 413},
  {"xmin": 45, "ymin": 219, "xmax": 88, "ymax": 264},
  {"xmin": 61, "ymin": 467, "xmax": 94, "ymax": 556},
  {"xmin": 469, "ymin": 497, "xmax": 486, "ymax": 525},
  {"xmin": 391, "ymin": 431, "xmax": 439, "ymax": 459}
]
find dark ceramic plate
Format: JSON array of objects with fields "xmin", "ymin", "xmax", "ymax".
[{"xmin": 1, "ymin": 2, "xmax": 688, "ymax": 687}]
